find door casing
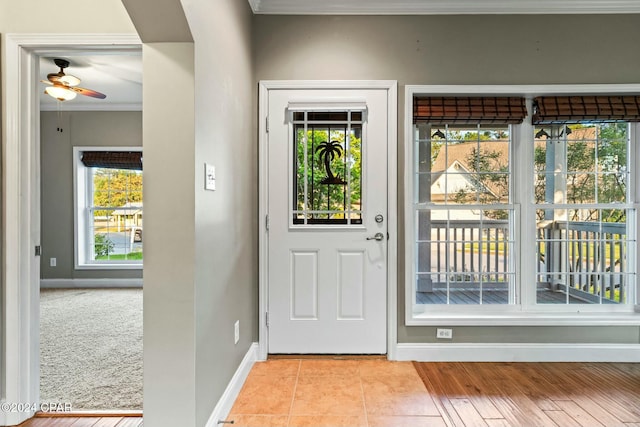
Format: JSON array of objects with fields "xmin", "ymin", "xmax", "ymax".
[
  {"xmin": 2, "ymin": 34, "xmax": 141, "ymax": 426},
  {"xmin": 257, "ymin": 80, "xmax": 398, "ymax": 360}
]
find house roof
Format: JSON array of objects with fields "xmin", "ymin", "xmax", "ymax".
[
  {"xmin": 113, "ymin": 202, "xmax": 143, "ymax": 216},
  {"xmin": 432, "ymin": 126, "xmax": 598, "ymax": 174},
  {"xmin": 431, "ymin": 140, "xmax": 509, "ymax": 174}
]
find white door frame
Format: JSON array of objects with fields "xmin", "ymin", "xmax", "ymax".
[
  {"xmin": 2, "ymin": 34, "xmax": 140, "ymax": 425},
  {"xmin": 258, "ymin": 80, "xmax": 398, "ymax": 361}
]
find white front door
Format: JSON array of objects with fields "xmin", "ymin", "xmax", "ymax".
[{"xmin": 267, "ymin": 87, "xmax": 389, "ymax": 354}]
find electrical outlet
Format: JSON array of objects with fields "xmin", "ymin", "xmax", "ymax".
[
  {"xmin": 436, "ymin": 328, "xmax": 453, "ymax": 339},
  {"xmin": 234, "ymin": 320, "xmax": 240, "ymax": 344},
  {"xmin": 50, "ymin": 257, "xmax": 57, "ymax": 267}
]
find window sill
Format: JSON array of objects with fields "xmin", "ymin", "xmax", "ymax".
[
  {"xmin": 75, "ymin": 263, "xmax": 143, "ymax": 270},
  {"xmin": 407, "ymin": 311, "xmax": 640, "ymax": 326}
]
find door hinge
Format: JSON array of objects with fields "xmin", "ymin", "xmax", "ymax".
[
  {"xmin": 265, "ymin": 214, "xmax": 269, "ymax": 231},
  {"xmin": 35, "ymin": 245, "xmax": 42, "ymax": 256},
  {"xmin": 266, "ymin": 116, "xmax": 269, "ymax": 133},
  {"xmin": 265, "ymin": 312, "xmax": 269, "ymax": 328}
]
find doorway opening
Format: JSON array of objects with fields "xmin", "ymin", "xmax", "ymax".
[{"xmin": 2, "ymin": 35, "xmax": 143, "ymax": 425}]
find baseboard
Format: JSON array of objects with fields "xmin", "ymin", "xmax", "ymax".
[
  {"xmin": 205, "ymin": 343, "xmax": 259, "ymax": 427},
  {"xmin": 40, "ymin": 278, "xmax": 143, "ymax": 289},
  {"xmin": 395, "ymin": 343, "xmax": 640, "ymax": 362}
]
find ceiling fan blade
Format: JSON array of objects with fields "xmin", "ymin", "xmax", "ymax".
[
  {"xmin": 40, "ymin": 79, "xmax": 53, "ymax": 85},
  {"xmin": 71, "ymin": 86, "xmax": 106, "ymax": 99}
]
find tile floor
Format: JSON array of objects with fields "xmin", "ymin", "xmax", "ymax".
[{"xmin": 226, "ymin": 359, "xmax": 447, "ymax": 427}]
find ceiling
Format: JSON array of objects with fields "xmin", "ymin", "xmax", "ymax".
[
  {"xmin": 39, "ymin": 53, "xmax": 142, "ymax": 111},
  {"xmin": 40, "ymin": 1, "xmax": 638, "ymax": 110},
  {"xmin": 248, "ymin": 0, "xmax": 640, "ymax": 14}
]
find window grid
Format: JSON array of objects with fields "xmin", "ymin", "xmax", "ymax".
[
  {"xmin": 413, "ymin": 123, "xmax": 515, "ymax": 305},
  {"xmin": 87, "ymin": 167, "xmax": 143, "ymax": 263}
]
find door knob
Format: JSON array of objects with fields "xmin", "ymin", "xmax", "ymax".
[{"xmin": 366, "ymin": 232, "xmax": 385, "ymax": 241}]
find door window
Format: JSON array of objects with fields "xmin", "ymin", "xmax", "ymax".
[{"xmin": 292, "ymin": 111, "xmax": 363, "ymax": 226}]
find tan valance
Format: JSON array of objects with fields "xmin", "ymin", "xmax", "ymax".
[
  {"xmin": 533, "ymin": 96, "xmax": 640, "ymax": 124},
  {"xmin": 413, "ymin": 97, "xmax": 527, "ymax": 124},
  {"xmin": 81, "ymin": 151, "xmax": 142, "ymax": 170}
]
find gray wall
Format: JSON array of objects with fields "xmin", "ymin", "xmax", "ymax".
[
  {"xmin": 182, "ymin": 1, "xmax": 256, "ymax": 425},
  {"xmin": 143, "ymin": 42, "xmax": 197, "ymax": 427},
  {"xmin": 40, "ymin": 111, "xmax": 143, "ymax": 280},
  {"xmin": 254, "ymin": 14, "xmax": 640, "ymax": 344},
  {"xmin": 132, "ymin": 0, "xmax": 255, "ymax": 425}
]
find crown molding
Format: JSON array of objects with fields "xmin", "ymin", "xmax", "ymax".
[
  {"xmin": 249, "ymin": 0, "xmax": 640, "ymax": 15},
  {"xmin": 40, "ymin": 103, "xmax": 142, "ymax": 112}
]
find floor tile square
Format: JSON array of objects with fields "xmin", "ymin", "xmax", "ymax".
[
  {"xmin": 299, "ymin": 359, "xmax": 360, "ymax": 377},
  {"xmin": 230, "ymin": 375, "xmax": 296, "ymax": 415},
  {"xmin": 291, "ymin": 375, "xmax": 365, "ymax": 416},
  {"xmin": 362, "ymin": 376, "xmax": 441, "ymax": 416}
]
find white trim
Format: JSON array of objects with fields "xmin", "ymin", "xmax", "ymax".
[
  {"xmin": 250, "ymin": 0, "xmax": 640, "ymax": 15},
  {"xmin": 40, "ymin": 102, "xmax": 142, "ymax": 112},
  {"xmin": 386, "ymin": 82, "xmax": 398, "ymax": 360},
  {"xmin": 3, "ymin": 33, "xmax": 142, "ymax": 427},
  {"xmin": 404, "ymin": 84, "xmax": 640, "ymax": 327},
  {"xmin": 406, "ymin": 313, "xmax": 640, "ymax": 326},
  {"xmin": 405, "ymin": 84, "xmax": 640, "ymax": 96},
  {"xmin": 205, "ymin": 343, "xmax": 259, "ymax": 427},
  {"xmin": 73, "ymin": 146, "xmax": 144, "ymax": 269},
  {"xmin": 287, "ymin": 101, "xmax": 368, "ymax": 111},
  {"xmin": 258, "ymin": 80, "xmax": 398, "ymax": 360},
  {"xmin": 40, "ymin": 278, "xmax": 143, "ymax": 289},
  {"xmin": 396, "ymin": 343, "xmax": 640, "ymax": 362}
]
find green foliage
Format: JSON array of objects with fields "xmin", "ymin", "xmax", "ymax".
[
  {"xmin": 93, "ymin": 168, "xmax": 143, "ymax": 213},
  {"xmin": 296, "ymin": 127, "xmax": 362, "ymax": 219},
  {"xmin": 94, "ymin": 234, "xmax": 115, "ymax": 258},
  {"xmin": 534, "ymin": 123, "xmax": 628, "ymax": 222},
  {"xmin": 453, "ymin": 147, "xmax": 509, "ymax": 219},
  {"xmin": 96, "ymin": 252, "xmax": 143, "ymax": 261}
]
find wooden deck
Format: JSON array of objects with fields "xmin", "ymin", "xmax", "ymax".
[{"xmin": 417, "ymin": 288, "xmax": 605, "ymax": 304}]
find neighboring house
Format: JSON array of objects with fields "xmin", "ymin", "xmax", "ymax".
[
  {"xmin": 429, "ymin": 140, "xmax": 508, "ymax": 220},
  {"xmin": 112, "ymin": 202, "xmax": 143, "ymax": 230}
]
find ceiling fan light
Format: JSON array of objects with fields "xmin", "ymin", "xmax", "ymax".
[
  {"xmin": 45, "ymin": 86, "xmax": 77, "ymax": 101},
  {"xmin": 59, "ymin": 74, "xmax": 80, "ymax": 87}
]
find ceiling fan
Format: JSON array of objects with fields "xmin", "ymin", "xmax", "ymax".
[{"xmin": 41, "ymin": 58, "xmax": 107, "ymax": 102}]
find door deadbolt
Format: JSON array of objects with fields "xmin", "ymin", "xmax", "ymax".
[{"xmin": 375, "ymin": 214, "xmax": 384, "ymax": 223}]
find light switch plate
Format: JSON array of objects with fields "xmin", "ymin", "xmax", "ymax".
[{"xmin": 205, "ymin": 163, "xmax": 216, "ymax": 191}]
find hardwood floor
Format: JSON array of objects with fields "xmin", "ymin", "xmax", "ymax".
[
  {"xmin": 16, "ymin": 415, "xmax": 142, "ymax": 427},
  {"xmin": 414, "ymin": 361, "xmax": 640, "ymax": 427},
  {"xmin": 14, "ymin": 361, "xmax": 640, "ymax": 427}
]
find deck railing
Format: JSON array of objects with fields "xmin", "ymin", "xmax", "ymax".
[
  {"xmin": 537, "ymin": 220, "xmax": 627, "ymax": 303},
  {"xmin": 419, "ymin": 219, "xmax": 510, "ymax": 290},
  {"xmin": 419, "ymin": 218, "xmax": 627, "ymax": 303}
]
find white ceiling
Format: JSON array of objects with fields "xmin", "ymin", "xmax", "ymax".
[
  {"xmin": 248, "ymin": 0, "xmax": 640, "ymax": 14},
  {"xmin": 39, "ymin": 1, "xmax": 638, "ymax": 110},
  {"xmin": 39, "ymin": 53, "xmax": 142, "ymax": 111}
]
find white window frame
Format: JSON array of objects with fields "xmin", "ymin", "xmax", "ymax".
[
  {"xmin": 73, "ymin": 146, "xmax": 143, "ymax": 270},
  {"xmin": 405, "ymin": 85, "xmax": 640, "ymax": 326}
]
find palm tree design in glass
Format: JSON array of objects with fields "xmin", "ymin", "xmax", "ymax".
[{"xmin": 315, "ymin": 140, "xmax": 347, "ymax": 185}]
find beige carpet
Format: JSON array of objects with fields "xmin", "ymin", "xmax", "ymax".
[{"xmin": 40, "ymin": 288, "xmax": 142, "ymax": 410}]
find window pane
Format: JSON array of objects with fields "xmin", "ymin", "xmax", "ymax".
[
  {"xmin": 536, "ymin": 208, "xmax": 630, "ymax": 304},
  {"xmin": 414, "ymin": 122, "xmax": 513, "ymax": 306},
  {"xmin": 292, "ymin": 111, "xmax": 362, "ymax": 225},
  {"xmin": 416, "ymin": 209, "xmax": 513, "ymax": 305},
  {"xmin": 419, "ymin": 124, "xmax": 510, "ymax": 205},
  {"xmin": 534, "ymin": 124, "xmax": 628, "ymax": 205},
  {"xmin": 89, "ymin": 166, "xmax": 143, "ymax": 262}
]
